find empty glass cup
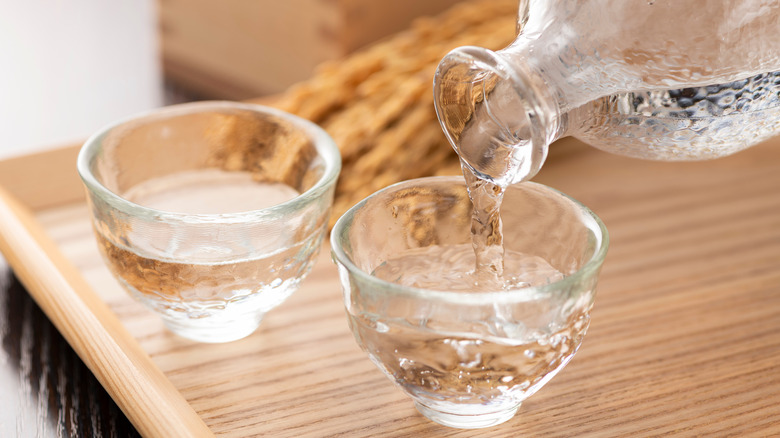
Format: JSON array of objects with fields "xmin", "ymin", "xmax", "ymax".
[
  {"xmin": 78, "ymin": 101, "xmax": 341, "ymax": 343},
  {"xmin": 331, "ymin": 176, "xmax": 608, "ymax": 428}
]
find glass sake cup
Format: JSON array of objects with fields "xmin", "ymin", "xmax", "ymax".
[
  {"xmin": 330, "ymin": 176, "xmax": 608, "ymax": 429},
  {"xmin": 78, "ymin": 101, "xmax": 340, "ymax": 343}
]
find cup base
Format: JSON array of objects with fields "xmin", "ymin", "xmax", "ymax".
[
  {"xmin": 162, "ymin": 313, "xmax": 263, "ymax": 343},
  {"xmin": 414, "ymin": 401, "xmax": 519, "ymax": 429}
]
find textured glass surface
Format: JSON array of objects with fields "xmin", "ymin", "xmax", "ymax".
[
  {"xmin": 78, "ymin": 102, "xmax": 340, "ymax": 343},
  {"xmin": 331, "ymin": 177, "xmax": 607, "ymax": 429}
]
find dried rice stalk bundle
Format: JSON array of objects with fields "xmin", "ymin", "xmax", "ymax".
[{"xmin": 266, "ymin": 0, "xmax": 519, "ymax": 226}]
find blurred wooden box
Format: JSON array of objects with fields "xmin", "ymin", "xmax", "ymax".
[{"xmin": 158, "ymin": 0, "xmax": 465, "ymax": 99}]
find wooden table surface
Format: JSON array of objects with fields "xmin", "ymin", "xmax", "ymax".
[{"xmin": 1, "ymin": 136, "xmax": 779, "ymax": 436}]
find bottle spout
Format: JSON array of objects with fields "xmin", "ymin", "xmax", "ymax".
[{"xmin": 433, "ymin": 46, "xmax": 553, "ymax": 186}]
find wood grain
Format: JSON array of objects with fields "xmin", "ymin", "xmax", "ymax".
[
  {"xmin": 0, "ymin": 187, "xmax": 213, "ymax": 438},
  {"xmin": 5, "ymin": 135, "xmax": 779, "ymax": 436},
  {"xmin": 0, "ymin": 259, "xmax": 142, "ymax": 437}
]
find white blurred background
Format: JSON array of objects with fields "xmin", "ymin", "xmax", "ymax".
[
  {"xmin": 0, "ymin": 0, "xmax": 463, "ymax": 160},
  {"xmin": 0, "ymin": 0, "xmax": 163, "ymax": 159}
]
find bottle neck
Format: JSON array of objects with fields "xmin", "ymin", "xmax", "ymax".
[
  {"xmin": 433, "ymin": 44, "xmax": 567, "ymax": 185},
  {"xmin": 496, "ymin": 36, "xmax": 599, "ymax": 140}
]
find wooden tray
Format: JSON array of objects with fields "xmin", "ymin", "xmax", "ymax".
[{"xmin": 1, "ymin": 137, "xmax": 779, "ymax": 436}]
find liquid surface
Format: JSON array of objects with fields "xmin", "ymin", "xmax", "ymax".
[
  {"xmin": 96, "ymin": 231, "xmax": 315, "ymax": 318},
  {"xmin": 123, "ymin": 168, "xmax": 300, "ymax": 214},
  {"xmin": 372, "ymin": 244, "xmax": 563, "ymax": 292},
  {"xmin": 95, "ymin": 169, "xmax": 319, "ymax": 341}
]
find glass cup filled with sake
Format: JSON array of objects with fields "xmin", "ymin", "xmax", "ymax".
[
  {"xmin": 78, "ymin": 101, "xmax": 340, "ymax": 343},
  {"xmin": 330, "ymin": 176, "xmax": 608, "ymax": 429}
]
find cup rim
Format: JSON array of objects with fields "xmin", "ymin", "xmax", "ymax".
[
  {"xmin": 77, "ymin": 101, "xmax": 341, "ymax": 225},
  {"xmin": 330, "ymin": 176, "xmax": 609, "ymax": 305}
]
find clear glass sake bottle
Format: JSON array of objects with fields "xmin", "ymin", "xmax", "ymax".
[{"xmin": 433, "ymin": 0, "xmax": 780, "ymax": 186}]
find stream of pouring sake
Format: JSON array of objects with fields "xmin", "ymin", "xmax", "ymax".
[
  {"xmin": 461, "ymin": 166, "xmax": 509, "ymax": 288},
  {"xmin": 372, "ymin": 132, "xmax": 559, "ymax": 292},
  {"xmin": 374, "ymin": 71, "xmax": 559, "ymax": 291},
  {"xmin": 454, "ymin": 75, "xmax": 554, "ymax": 291}
]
